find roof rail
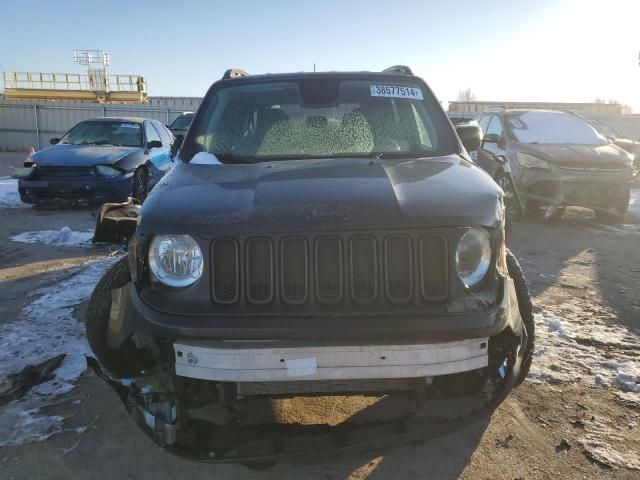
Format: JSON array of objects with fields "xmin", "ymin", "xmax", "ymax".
[
  {"xmin": 382, "ymin": 65, "xmax": 413, "ymax": 75},
  {"xmin": 222, "ymin": 68, "xmax": 250, "ymax": 79}
]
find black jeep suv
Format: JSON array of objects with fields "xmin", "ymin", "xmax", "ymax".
[{"xmin": 87, "ymin": 66, "xmax": 533, "ymax": 462}]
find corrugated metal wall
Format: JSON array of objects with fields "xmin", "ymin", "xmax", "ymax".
[{"xmin": 0, "ymin": 97, "xmax": 202, "ymax": 151}]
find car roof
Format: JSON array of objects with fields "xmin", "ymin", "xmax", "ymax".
[
  {"xmin": 488, "ymin": 108, "xmax": 574, "ymax": 116},
  {"xmin": 217, "ymin": 71, "xmax": 421, "ymax": 85},
  {"xmin": 82, "ymin": 116, "xmax": 149, "ymax": 124}
]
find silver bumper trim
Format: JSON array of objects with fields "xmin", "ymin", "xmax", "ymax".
[{"xmin": 173, "ymin": 338, "xmax": 489, "ymax": 382}]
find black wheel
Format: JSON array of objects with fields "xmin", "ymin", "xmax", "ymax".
[
  {"xmin": 595, "ymin": 187, "xmax": 630, "ymax": 223},
  {"xmin": 133, "ymin": 167, "xmax": 149, "ymax": 203},
  {"xmin": 86, "ymin": 257, "xmax": 140, "ymax": 378},
  {"xmin": 525, "ymin": 198, "xmax": 544, "ymax": 219},
  {"xmin": 506, "ymin": 249, "xmax": 534, "ymax": 386}
]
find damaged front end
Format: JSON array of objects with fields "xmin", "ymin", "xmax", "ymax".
[
  {"xmin": 87, "ymin": 330, "xmax": 526, "ymax": 463},
  {"xmin": 87, "ymin": 278, "xmax": 528, "ymax": 463},
  {"xmin": 512, "ymin": 151, "xmax": 634, "ymax": 214},
  {"xmin": 92, "ymin": 198, "xmax": 141, "ymax": 244}
]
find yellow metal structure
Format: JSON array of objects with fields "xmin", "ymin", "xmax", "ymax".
[{"xmin": 3, "ymin": 71, "xmax": 148, "ymax": 102}]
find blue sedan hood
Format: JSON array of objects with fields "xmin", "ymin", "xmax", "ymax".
[{"xmin": 31, "ymin": 144, "xmax": 141, "ymax": 167}]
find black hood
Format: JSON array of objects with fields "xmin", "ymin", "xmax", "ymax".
[
  {"xmin": 514, "ymin": 142, "xmax": 632, "ymax": 166},
  {"xmin": 140, "ymin": 156, "xmax": 503, "ymax": 235}
]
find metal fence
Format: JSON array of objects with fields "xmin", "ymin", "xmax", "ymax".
[{"xmin": 0, "ymin": 98, "xmax": 201, "ymax": 151}]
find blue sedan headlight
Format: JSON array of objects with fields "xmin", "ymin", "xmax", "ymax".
[{"xmin": 94, "ymin": 165, "xmax": 123, "ymax": 177}]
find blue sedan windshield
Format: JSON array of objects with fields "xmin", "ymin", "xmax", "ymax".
[{"xmin": 60, "ymin": 121, "xmax": 143, "ymax": 147}]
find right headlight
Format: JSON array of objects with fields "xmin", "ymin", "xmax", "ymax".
[
  {"xmin": 149, "ymin": 235, "xmax": 203, "ymax": 288},
  {"xmin": 94, "ymin": 165, "xmax": 123, "ymax": 177},
  {"xmin": 456, "ymin": 228, "xmax": 492, "ymax": 288},
  {"xmin": 516, "ymin": 152, "xmax": 549, "ymax": 170}
]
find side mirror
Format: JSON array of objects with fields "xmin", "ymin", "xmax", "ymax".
[
  {"xmin": 456, "ymin": 124, "xmax": 482, "ymax": 152},
  {"xmin": 50, "ymin": 138, "xmax": 60, "ymax": 145},
  {"xmin": 482, "ymin": 133, "xmax": 500, "ymax": 144},
  {"xmin": 147, "ymin": 140, "xmax": 162, "ymax": 149},
  {"xmin": 171, "ymin": 134, "xmax": 184, "ymax": 156}
]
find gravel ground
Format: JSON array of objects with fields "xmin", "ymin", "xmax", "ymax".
[
  {"xmin": 0, "ymin": 185, "xmax": 638, "ymax": 479},
  {"xmin": 0, "ymin": 152, "xmax": 27, "ymax": 177}
]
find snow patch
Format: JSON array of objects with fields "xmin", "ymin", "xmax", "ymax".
[
  {"xmin": 190, "ymin": 152, "xmax": 222, "ymax": 165},
  {"xmin": 11, "ymin": 227, "xmax": 94, "ymax": 247},
  {"xmin": 531, "ymin": 309, "xmax": 640, "ymax": 396},
  {"xmin": 0, "ymin": 177, "xmax": 28, "ymax": 208},
  {"xmin": 576, "ymin": 415, "xmax": 640, "ymax": 470},
  {"xmin": 0, "ymin": 257, "xmax": 118, "ymax": 447}
]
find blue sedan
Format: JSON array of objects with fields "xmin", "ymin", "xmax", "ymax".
[{"xmin": 19, "ymin": 117, "xmax": 175, "ymax": 205}]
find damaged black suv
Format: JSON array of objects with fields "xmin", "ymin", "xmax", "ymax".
[{"xmin": 87, "ymin": 66, "xmax": 534, "ymax": 462}]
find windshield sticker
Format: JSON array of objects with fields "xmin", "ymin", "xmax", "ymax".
[
  {"xmin": 120, "ymin": 123, "xmax": 140, "ymax": 129},
  {"xmin": 370, "ymin": 85, "xmax": 423, "ymax": 100}
]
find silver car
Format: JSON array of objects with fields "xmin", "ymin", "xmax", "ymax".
[{"xmin": 473, "ymin": 109, "xmax": 634, "ymax": 222}]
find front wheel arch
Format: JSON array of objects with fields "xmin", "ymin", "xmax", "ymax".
[
  {"xmin": 132, "ymin": 166, "xmax": 149, "ymax": 202},
  {"xmin": 505, "ymin": 249, "xmax": 535, "ymax": 385}
]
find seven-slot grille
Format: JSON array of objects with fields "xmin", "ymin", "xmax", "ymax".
[{"xmin": 210, "ymin": 232, "xmax": 449, "ymax": 308}]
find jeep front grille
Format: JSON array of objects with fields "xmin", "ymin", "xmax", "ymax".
[
  {"xmin": 350, "ymin": 236, "xmax": 376, "ymax": 303},
  {"xmin": 316, "ymin": 236, "xmax": 343, "ymax": 303},
  {"xmin": 210, "ymin": 231, "xmax": 449, "ymax": 309},
  {"xmin": 211, "ymin": 239, "xmax": 239, "ymax": 304},
  {"xmin": 246, "ymin": 237, "xmax": 274, "ymax": 304},
  {"xmin": 281, "ymin": 237, "xmax": 308, "ymax": 304}
]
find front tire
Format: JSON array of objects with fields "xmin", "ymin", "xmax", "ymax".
[
  {"xmin": 595, "ymin": 187, "xmax": 630, "ymax": 223},
  {"xmin": 133, "ymin": 167, "xmax": 149, "ymax": 203},
  {"xmin": 86, "ymin": 257, "xmax": 140, "ymax": 378},
  {"xmin": 506, "ymin": 249, "xmax": 535, "ymax": 385}
]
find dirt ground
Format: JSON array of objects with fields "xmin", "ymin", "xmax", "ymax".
[{"xmin": 0, "ymin": 152, "xmax": 638, "ymax": 479}]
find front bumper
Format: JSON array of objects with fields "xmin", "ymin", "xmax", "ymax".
[
  {"xmin": 517, "ymin": 165, "xmax": 632, "ymax": 209},
  {"xmin": 89, "ymin": 326, "xmax": 526, "ymax": 463},
  {"xmin": 18, "ymin": 172, "xmax": 134, "ymax": 205},
  {"xmin": 174, "ymin": 338, "xmax": 489, "ymax": 383},
  {"xmin": 94, "ymin": 276, "xmax": 527, "ymax": 463},
  {"xmin": 107, "ymin": 277, "xmax": 522, "ymax": 347}
]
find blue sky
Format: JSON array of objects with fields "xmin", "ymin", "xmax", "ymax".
[{"xmin": 1, "ymin": 0, "xmax": 639, "ymax": 109}]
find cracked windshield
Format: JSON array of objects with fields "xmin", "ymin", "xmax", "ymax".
[{"xmin": 0, "ymin": 0, "xmax": 639, "ymax": 479}]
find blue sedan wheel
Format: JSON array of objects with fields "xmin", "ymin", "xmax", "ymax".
[{"xmin": 133, "ymin": 168, "xmax": 149, "ymax": 202}]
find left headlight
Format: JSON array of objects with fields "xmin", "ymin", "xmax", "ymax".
[
  {"xmin": 515, "ymin": 152, "xmax": 549, "ymax": 170},
  {"xmin": 149, "ymin": 235, "xmax": 203, "ymax": 288},
  {"xmin": 456, "ymin": 228, "xmax": 492, "ymax": 288},
  {"xmin": 94, "ymin": 165, "xmax": 123, "ymax": 177}
]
